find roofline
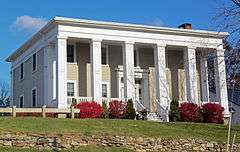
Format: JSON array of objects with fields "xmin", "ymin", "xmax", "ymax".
[
  {"xmin": 54, "ymin": 16, "xmax": 229, "ymax": 38},
  {"xmin": 6, "ymin": 16, "xmax": 229, "ymax": 62}
]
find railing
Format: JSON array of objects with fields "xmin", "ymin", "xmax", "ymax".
[
  {"xmin": 67, "ymin": 97, "xmax": 125, "ymax": 107},
  {"xmin": 0, "ymin": 106, "xmax": 80, "ymax": 119},
  {"xmin": 135, "ymin": 100, "xmax": 146, "ymax": 112},
  {"xmin": 156, "ymin": 100, "xmax": 169, "ymax": 122}
]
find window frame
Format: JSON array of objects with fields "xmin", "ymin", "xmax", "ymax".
[
  {"xmin": 32, "ymin": 87, "xmax": 37, "ymax": 107},
  {"xmin": 19, "ymin": 94, "xmax": 24, "ymax": 108},
  {"xmin": 67, "ymin": 43, "xmax": 76, "ymax": 63},
  {"xmin": 67, "ymin": 80, "xmax": 76, "ymax": 97},
  {"xmin": 32, "ymin": 53, "xmax": 37, "ymax": 72}
]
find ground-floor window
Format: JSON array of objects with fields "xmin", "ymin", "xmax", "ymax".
[
  {"xmin": 102, "ymin": 83, "xmax": 108, "ymax": 97},
  {"xmin": 19, "ymin": 95, "xmax": 24, "ymax": 108},
  {"xmin": 67, "ymin": 82, "xmax": 75, "ymax": 97},
  {"xmin": 32, "ymin": 88, "xmax": 37, "ymax": 107}
]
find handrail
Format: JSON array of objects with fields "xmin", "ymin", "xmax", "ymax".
[
  {"xmin": 135, "ymin": 100, "xmax": 146, "ymax": 112},
  {"xmin": 156, "ymin": 100, "xmax": 169, "ymax": 122}
]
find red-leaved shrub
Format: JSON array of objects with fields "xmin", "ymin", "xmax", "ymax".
[
  {"xmin": 179, "ymin": 102, "xmax": 200, "ymax": 122},
  {"xmin": 74, "ymin": 101, "xmax": 103, "ymax": 118},
  {"xmin": 108, "ymin": 100, "xmax": 127, "ymax": 119},
  {"xmin": 202, "ymin": 103, "xmax": 224, "ymax": 124}
]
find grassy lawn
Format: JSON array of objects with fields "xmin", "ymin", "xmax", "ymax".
[
  {"xmin": 0, "ymin": 146, "xmax": 133, "ymax": 152},
  {"xmin": 0, "ymin": 117, "xmax": 239, "ymax": 143}
]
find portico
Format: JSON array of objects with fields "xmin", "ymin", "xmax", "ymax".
[{"xmin": 8, "ymin": 17, "xmax": 230, "ymax": 121}]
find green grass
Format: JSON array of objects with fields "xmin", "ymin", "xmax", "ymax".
[
  {"xmin": 0, "ymin": 146, "xmax": 133, "ymax": 152},
  {"xmin": 0, "ymin": 117, "xmax": 239, "ymax": 143}
]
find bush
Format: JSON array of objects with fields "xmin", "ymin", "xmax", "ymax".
[
  {"xmin": 202, "ymin": 103, "xmax": 224, "ymax": 124},
  {"xmin": 136, "ymin": 109, "xmax": 148, "ymax": 120},
  {"xmin": 169, "ymin": 100, "xmax": 180, "ymax": 122},
  {"xmin": 179, "ymin": 102, "xmax": 200, "ymax": 122},
  {"xmin": 101, "ymin": 101, "xmax": 109, "ymax": 119},
  {"xmin": 108, "ymin": 100, "xmax": 127, "ymax": 119},
  {"xmin": 74, "ymin": 101, "xmax": 103, "ymax": 118},
  {"xmin": 125, "ymin": 99, "xmax": 136, "ymax": 119}
]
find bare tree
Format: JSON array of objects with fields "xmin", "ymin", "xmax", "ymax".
[
  {"xmin": 214, "ymin": 0, "xmax": 240, "ymax": 44},
  {"xmin": 0, "ymin": 81, "xmax": 10, "ymax": 107}
]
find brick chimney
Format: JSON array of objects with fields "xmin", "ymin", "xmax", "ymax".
[{"xmin": 178, "ymin": 23, "xmax": 192, "ymax": 29}]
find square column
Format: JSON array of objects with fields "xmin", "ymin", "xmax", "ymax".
[
  {"xmin": 90, "ymin": 39, "xmax": 102, "ymax": 102},
  {"xmin": 122, "ymin": 42, "xmax": 135, "ymax": 101},
  {"xmin": 56, "ymin": 36, "xmax": 68, "ymax": 108},
  {"xmin": 154, "ymin": 44, "xmax": 169, "ymax": 109},
  {"xmin": 200, "ymin": 56, "xmax": 210, "ymax": 102},
  {"xmin": 184, "ymin": 47, "xmax": 198, "ymax": 103},
  {"xmin": 214, "ymin": 49, "xmax": 229, "ymax": 115}
]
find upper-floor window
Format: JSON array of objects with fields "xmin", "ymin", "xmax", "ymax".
[
  {"xmin": 67, "ymin": 44, "xmax": 75, "ymax": 63},
  {"xmin": 19, "ymin": 95, "xmax": 24, "ymax": 108},
  {"xmin": 101, "ymin": 46, "xmax": 108, "ymax": 65},
  {"xmin": 32, "ymin": 88, "xmax": 37, "ymax": 107},
  {"xmin": 20, "ymin": 63, "xmax": 24, "ymax": 80},
  {"xmin": 67, "ymin": 82, "xmax": 75, "ymax": 96},
  {"xmin": 32, "ymin": 53, "xmax": 37, "ymax": 72}
]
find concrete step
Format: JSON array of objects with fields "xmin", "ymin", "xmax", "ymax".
[{"xmin": 147, "ymin": 112, "xmax": 163, "ymax": 122}]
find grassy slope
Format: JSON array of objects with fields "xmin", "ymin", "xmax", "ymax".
[{"xmin": 0, "ymin": 117, "xmax": 239, "ymax": 143}]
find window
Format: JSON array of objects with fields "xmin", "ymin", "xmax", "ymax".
[
  {"xmin": 67, "ymin": 82, "xmax": 75, "ymax": 96},
  {"xmin": 134, "ymin": 50, "xmax": 137, "ymax": 67},
  {"xmin": 67, "ymin": 44, "xmax": 75, "ymax": 63},
  {"xmin": 102, "ymin": 84, "xmax": 108, "ymax": 97},
  {"xmin": 20, "ymin": 63, "xmax": 24, "ymax": 79},
  {"xmin": 101, "ymin": 47, "xmax": 107, "ymax": 65},
  {"xmin": 32, "ymin": 88, "xmax": 37, "ymax": 107},
  {"xmin": 19, "ymin": 95, "xmax": 24, "ymax": 108},
  {"xmin": 32, "ymin": 53, "xmax": 37, "ymax": 71}
]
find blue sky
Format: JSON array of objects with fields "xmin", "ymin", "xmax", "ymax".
[{"xmin": 0, "ymin": 0, "xmax": 230, "ymax": 83}]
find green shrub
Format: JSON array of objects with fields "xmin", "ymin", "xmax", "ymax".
[
  {"xmin": 125, "ymin": 99, "xmax": 136, "ymax": 119},
  {"xmin": 101, "ymin": 101, "xmax": 109, "ymax": 119},
  {"xmin": 169, "ymin": 100, "xmax": 180, "ymax": 122}
]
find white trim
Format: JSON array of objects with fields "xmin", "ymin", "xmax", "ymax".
[
  {"xmin": 19, "ymin": 94, "xmax": 24, "ymax": 108},
  {"xmin": 32, "ymin": 52, "xmax": 37, "ymax": 73},
  {"xmin": 31, "ymin": 87, "xmax": 37, "ymax": 107},
  {"xmin": 67, "ymin": 80, "xmax": 77, "ymax": 97},
  {"xmin": 53, "ymin": 60, "xmax": 56, "ymax": 100}
]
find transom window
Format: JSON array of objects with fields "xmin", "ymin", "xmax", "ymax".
[
  {"xmin": 67, "ymin": 82, "xmax": 75, "ymax": 96},
  {"xmin": 102, "ymin": 83, "xmax": 108, "ymax": 97},
  {"xmin": 32, "ymin": 88, "xmax": 37, "ymax": 107},
  {"xmin": 32, "ymin": 53, "xmax": 37, "ymax": 71},
  {"xmin": 67, "ymin": 44, "xmax": 75, "ymax": 63}
]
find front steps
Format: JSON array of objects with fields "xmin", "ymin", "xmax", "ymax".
[{"xmin": 147, "ymin": 112, "xmax": 164, "ymax": 122}]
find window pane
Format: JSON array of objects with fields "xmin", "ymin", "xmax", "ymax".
[
  {"xmin": 20, "ymin": 63, "xmax": 24, "ymax": 79},
  {"xmin": 134, "ymin": 50, "xmax": 137, "ymax": 67},
  {"xmin": 67, "ymin": 45, "xmax": 74, "ymax": 62},
  {"xmin": 32, "ymin": 89, "xmax": 36, "ymax": 107},
  {"xmin": 20, "ymin": 96, "xmax": 24, "ymax": 108},
  {"xmin": 101, "ymin": 47, "xmax": 107, "ymax": 65},
  {"xmin": 67, "ymin": 82, "xmax": 74, "ymax": 96},
  {"xmin": 102, "ymin": 84, "xmax": 107, "ymax": 97},
  {"xmin": 32, "ymin": 53, "xmax": 36, "ymax": 71}
]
